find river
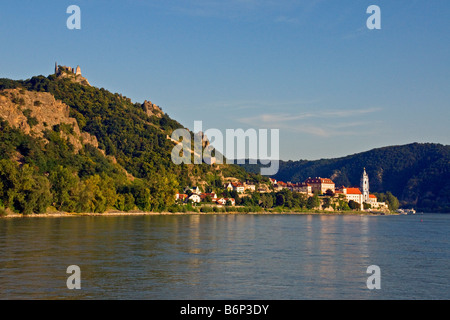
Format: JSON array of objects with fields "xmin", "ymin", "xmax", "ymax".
[{"xmin": 0, "ymin": 213, "xmax": 448, "ymax": 299}]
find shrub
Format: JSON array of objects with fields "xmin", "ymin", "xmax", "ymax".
[{"xmin": 200, "ymin": 206, "xmax": 213, "ymax": 213}]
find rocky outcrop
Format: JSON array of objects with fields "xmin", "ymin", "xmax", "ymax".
[
  {"xmin": 142, "ymin": 100, "xmax": 163, "ymax": 118},
  {"xmin": 0, "ymin": 88, "xmax": 98, "ymax": 153}
]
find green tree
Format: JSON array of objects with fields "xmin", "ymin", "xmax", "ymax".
[
  {"xmin": 49, "ymin": 165, "xmax": 78, "ymax": 211},
  {"xmin": 348, "ymin": 200, "xmax": 360, "ymax": 210},
  {"xmin": 306, "ymin": 194, "xmax": 320, "ymax": 209},
  {"xmin": 260, "ymin": 194, "xmax": 273, "ymax": 209},
  {"xmin": 385, "ymin": 191, "xmax": 400, "ymax": 211}
]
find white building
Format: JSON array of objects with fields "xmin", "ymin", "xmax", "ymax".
[
  {"xmin": 339, "ymin": 169, "xmax": 388, "ymax": 210},
  {"xmin": 188, "ymin": 194, "xmax": 201, "ymax": 203}
]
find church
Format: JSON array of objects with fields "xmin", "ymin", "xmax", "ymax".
[{"xmin": 337, "ymin": 168, "xmax": 388, "ymax": 210}]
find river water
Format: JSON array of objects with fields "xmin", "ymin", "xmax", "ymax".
[{"xmin": 0, "ymin": 213, "xmax": 448, "ymax": 299}]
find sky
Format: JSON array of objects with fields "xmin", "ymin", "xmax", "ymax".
[{"xmin": 1, "ymin": 0, "xmax": 449, "ymax": 161}]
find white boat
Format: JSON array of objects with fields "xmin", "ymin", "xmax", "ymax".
[{"xmin": 396, "ymin": 208, "xmax": 416, "ymax": 215}]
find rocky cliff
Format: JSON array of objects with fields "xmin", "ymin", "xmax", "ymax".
[{"xmin": 0, "ymin": 88, "xmax": 99, "ymax": 153}]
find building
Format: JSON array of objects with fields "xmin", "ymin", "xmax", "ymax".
[
  {"xmin": 214, "ymin": 198, "xmax": 236, "ymax": 206},
  {"xmin": 225, "ymin": 182, "xmax": 245, "ymax": 193},
  {"xmin": 55, "ymin": 62, "xmax": 82, "ymax": 76},
  {"xmin": 361, "ymin": 168, "xmax": 369, "ymax": 203},
  {"xmin": 244, "ymin": 183, "xmax": 256, "ymax": 192},
  {"xmin": 338, "ymin": 169, "xmax": 388, "ymax": 210},
  {"xmin": 200, "ymin": 193, "xmax": 217, "ymax": 201},
  {"xmin": 288, "ymin": 182, "xmax": 312, "ymax": 194},
  {"xmin": 275, "ymin": 181, "xmax": 287, "ymax": 190},
  {"xmin": 175, "ymin": 193, "xmax": 188, "ymax": 202},
  {"xmin": 341, "ymin": 187, "xmax": 363, "ymax": 204},
  {"xmin": 304, "ymin": 177, "xmax": 335, "ymax": 194},
  {"xmin": 188, "ymin": 194, "xmax": 202, "ymax": 203}
]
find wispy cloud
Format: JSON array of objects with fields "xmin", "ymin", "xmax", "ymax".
[
  {"xmin": 238, "ymin": 107, "xmax": 382, "ymax": 137},
  {"xmin": 192, "ymin": 99, "xmax": 321, "ymax": 111}
]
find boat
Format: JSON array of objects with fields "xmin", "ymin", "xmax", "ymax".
[{"xmin": 396, "ymin": 208, "xmax": 416, "ymax": 215}]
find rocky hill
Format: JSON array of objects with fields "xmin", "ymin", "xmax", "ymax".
[
  {"xmin": 0, "ymin": 70, "xmax": 253, "ymax": 215},
  {"xmin": 0, "ymin": 88, "xmax": 99, "ymax": 153}
]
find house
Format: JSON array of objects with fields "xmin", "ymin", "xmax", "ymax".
[
  {"xmin": 272, "ymin": 180, "xmax": 288, "ymax": 192},
  {"xmin": 269, "ymin": 178, "xmax": 277, "ymax": 185},
  {"xmin": 341, "ymin": 187, "xmax": 363, "ymax": 204},
  {"xmin": 230, "ymin": 182, "xmax": 245, "ymax": 193},
  {"xmin": 214, "ymin": 198, "xmax": 236, "ymax": 206},
  {"xmin": 200, "ymin": 193, "xmax": 217, "ymax": 201},
  {"xmin": 244, "ymin": 183, "xmax": 256, "ymax": 192},
  {"xmin": 367, "ymin": 194, "xmax": 388, "ymax": 209},
  {"xmin": 288, "ymin": 182, "xmax": 312, "ymax": 194},
  {"xmin": 175, "ymin": 193, "xmax": 188, "ymax": 202},
  {"xmin": 304, "ymin": 177, "xmax": 335, "ymax": 194},
  {"xmin": 188, "ymin": 194, "xmax": 202, "ymax": 203}
]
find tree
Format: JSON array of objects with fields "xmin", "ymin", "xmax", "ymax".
[
  {"xmin": 385, "ymin": 191, "xmax": 400, "ymax": 211},
  {"xmin": 276, "ymin": 193, "xmax": 285, "ymax": 207},
  {"xmin": 348, "ymin": 200, "xmax": 360, "ymax": 210},
  {"xmin": 49, "ymin": 165, "xmax": 78, "ymax": 211},
  {"xmin": 306, "ymin": 194, "xmax": 320, "ymax": 209},
  {"xmin": 322, "ymin": 197, "xmax": 332, "ymax": 209},
  {"xmin": 363, "ymin": 202, "xmax": 372, "ymax": 210},
  {"xmin": 260, "ymin": 194, "xmax": 273, "ymax": 209}
]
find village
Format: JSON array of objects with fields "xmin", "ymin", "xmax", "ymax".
[{"xmin": 175, "ymin": 169, "xmax": 389, "ymax": 212}]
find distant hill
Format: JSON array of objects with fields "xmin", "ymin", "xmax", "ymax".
[{"xmin": 240, "ymin": 143, "xmax": 450, "ymax": 213}]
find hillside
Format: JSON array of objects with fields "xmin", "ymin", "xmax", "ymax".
[
  {"xmin": 241, "ymin": 143, "xmax": 450, "ymax": 212},
  {"xmin": 0, "ymin": 68, "xmax": 254, "ymax": 214}
]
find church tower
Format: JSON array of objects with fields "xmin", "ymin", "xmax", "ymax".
[{"xmin": 360, "ymin": 168, "xmax": 369, "ymax": 203}]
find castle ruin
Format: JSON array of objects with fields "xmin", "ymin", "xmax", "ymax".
[{"xmin": 55, "ymin": 62, "xmax": 82, "ymax": 76}]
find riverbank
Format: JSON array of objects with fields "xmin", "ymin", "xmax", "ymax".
[{"xmin": 0, "ymin": 209, "xmax": 392, "ymax": 218}]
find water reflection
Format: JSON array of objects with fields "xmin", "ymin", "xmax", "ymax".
[{"xmin": 0, "ymin": 214, "xmax": 449, "ymax": 299}]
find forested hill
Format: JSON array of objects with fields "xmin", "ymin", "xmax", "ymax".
[
  {"xmin": 241, "ymin": 143, "xmax": 450, "ymax": 213},
  {"xmin": 0, "ymin": 71, "xmax": 252, "ymax": 214}
]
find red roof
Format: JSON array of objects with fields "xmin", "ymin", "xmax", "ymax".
[
  {"xmin": 200, "ymin": 193, "xmax": 216, "ymax": 199},
  {"xmin": 369, "ymin": 194, "xmax": 377, "ymax": 199},
  {"xmin": 346, "ymin": 188, "xmax": 362, "ymax": 194}
]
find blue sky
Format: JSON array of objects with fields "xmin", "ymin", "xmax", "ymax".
[{"xmin": 1, "ymin": 0, "xmax": 449, "ymax": 160}]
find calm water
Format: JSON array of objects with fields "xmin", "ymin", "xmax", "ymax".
[{"xmin": 0, "ymin": 213, "xmax": 449, "ymax": 300}]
